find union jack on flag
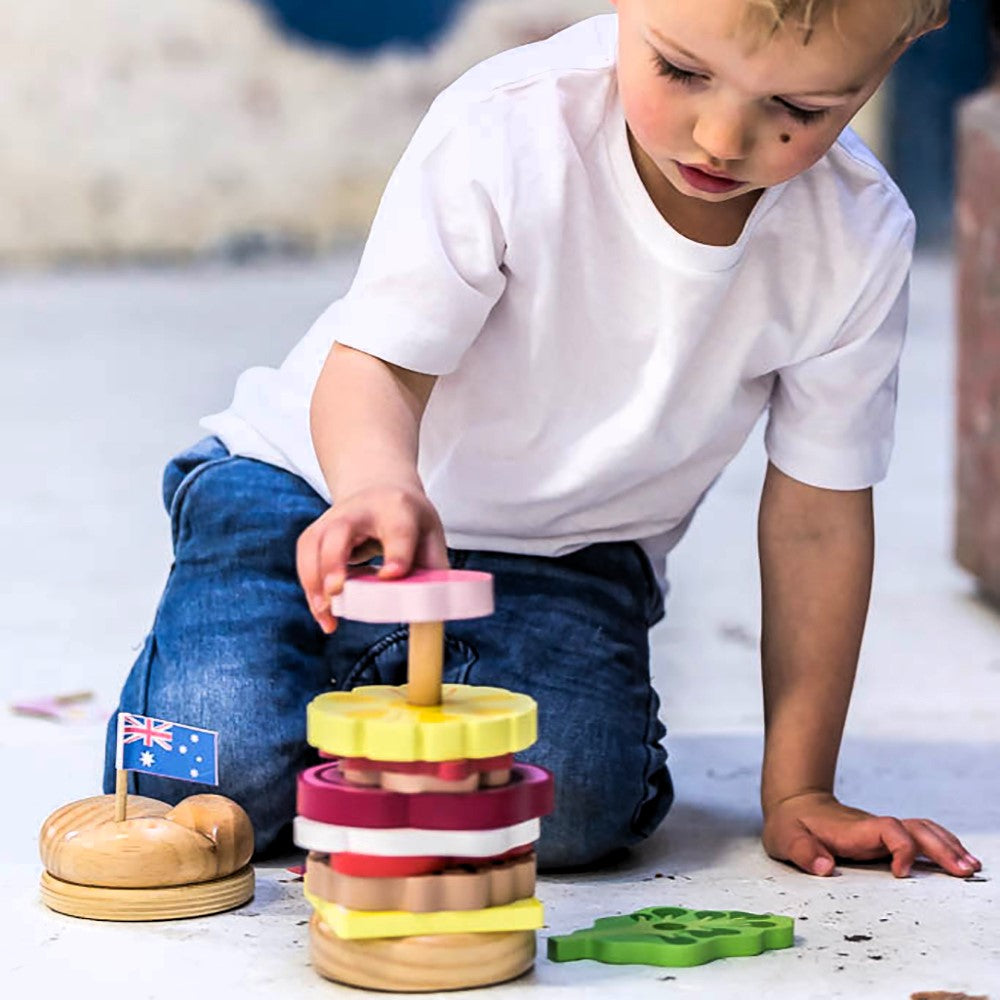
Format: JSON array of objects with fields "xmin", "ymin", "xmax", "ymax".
[
  {"xmin": 120, "ymin": 713, "xmax": 174, "ymax": 751},
  {"xmin": 115, "ymin": 712, "xmax": 219, "ymax": 786}
]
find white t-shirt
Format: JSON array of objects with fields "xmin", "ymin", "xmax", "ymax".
[{"xmin": 202, "ymin": 14, "xmax": 914, "ymax": 586}]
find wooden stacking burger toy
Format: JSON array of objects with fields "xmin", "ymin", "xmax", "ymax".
[{"xmin": 294, "ymin": 568, "xmax": 554, "ymax": 992}]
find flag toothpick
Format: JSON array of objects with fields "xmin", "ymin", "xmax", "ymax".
[
  {"xmin": 114, "ymin": 768, "xmax": 127, "ymax": 822},
  {"xmin": 113, "ymin": 712, "xmax": 220, "ymax": 822}
]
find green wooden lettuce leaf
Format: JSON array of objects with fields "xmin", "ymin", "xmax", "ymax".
[{"xmin": 547, "ymin": 906, "xmax": 795, "ymax": 968}]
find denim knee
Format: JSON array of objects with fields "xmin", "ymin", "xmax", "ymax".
[
  {"xmin": 447, "ymin": 543, "xmax": 674, "ymax": 871},
  {"xmin": 532, "ymin": 727, "xmax": 674, "ymax": 871}
]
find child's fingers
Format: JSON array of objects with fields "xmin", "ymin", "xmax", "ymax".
[
  {"xmin": 298, "ymin": 494, "xmax": 446, "ymax": 633},
  {"xmin": 415, "ymin": 522, "xmax": 450, "ymax": 571},
  {"xmin": 875, "ymin": 818, "xmax": 919, "ymax": 877},
  {"xmin": 779, "ymin": 824, "xmax": 836, "ymax": 877},
  {"xmin": 912, "ymin": 818, "xmax": 981, "ymax": 867},
  {"xmin": 318, "ymin": 517, "xmax": 362, "ymax": 598},
  {"xmin": 902, "ymin": 819, "xmax": 981, "ymax": 877},
  {"xmin": 296, "ymin": 535, "xmax": 337, "ymax": 633},
  {"xmin": 297, "ymin": 512, "xmax": 372, "ymax": 633},
  {"xmin": 377, "ymin": 515, "xmax": 421, "ymax": 578},
  {"xmin": 295, "ymin": 523, "xmax": 326, "ymax": 611},
  {"xmin": 313, "ymin": 605, "xmax": 337, "ymax": 634}
]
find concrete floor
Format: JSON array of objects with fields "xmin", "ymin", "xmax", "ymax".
[{"xmin": 1, "ymin": 251, "xmax": 997, "ymax": 998}]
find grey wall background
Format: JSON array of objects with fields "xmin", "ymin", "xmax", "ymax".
[
  {"xmin": 3, "ymin": 0, "xmax": 992, "ymax": 268},
  {"xmin": 2, "ymin": 0, "xmax": 606, "ymax": 268}
]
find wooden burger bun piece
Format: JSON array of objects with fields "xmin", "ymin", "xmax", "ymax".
[
  {"xmin": 38, "ymin": 793, "xmax": 255, "ymax": 920},
  {"xmin": 310, "ymin": 912, "xmax": 536, "ymax": 993}
]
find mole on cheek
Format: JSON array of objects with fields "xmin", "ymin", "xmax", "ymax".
[{"xmin": 780, "ymin": 134, "xmax": 791, "ymax": 144}]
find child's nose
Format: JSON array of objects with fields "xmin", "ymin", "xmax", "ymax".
[{"xmin": 692, "ymin": 103, "xmax": 752, "ymax": 164}]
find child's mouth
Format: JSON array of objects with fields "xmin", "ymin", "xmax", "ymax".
[{"xmin": 675, "ymin": 162, "xmax": 744, "ymax": 194}]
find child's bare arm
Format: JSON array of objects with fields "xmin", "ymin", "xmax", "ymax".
[
  {"xmin": 756, "ymin": 462, "xmax": 981, "ymax": 878},
  {"xmin": 297, "ymin": 343, "xmax": 448, "ymax": 634}
]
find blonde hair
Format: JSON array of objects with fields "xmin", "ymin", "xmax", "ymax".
[{"xmin": 745, "ymin": 0, "xmax": 949, "ymax": 43}]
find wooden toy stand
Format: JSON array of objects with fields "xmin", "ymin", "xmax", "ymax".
[
  {"xmin": 38, "ymin": 791, "xmax": 255, "ymax": 921},
  {"xmin": 297, "ymin": 568, "xmax": 554, "ymax": 992}
]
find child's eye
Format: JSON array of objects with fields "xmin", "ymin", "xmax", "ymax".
[
  {"xmin": 774, "ymin": 98, "xmax": 830, "ymax": 126},
  {"xmin": 652, "ymin": 53, "xmax": 703, "ymax": 86}
]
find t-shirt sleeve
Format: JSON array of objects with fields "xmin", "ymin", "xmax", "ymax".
[
  {"xmin": 763, "ymin": 215, "xmax": 915, "ymax": 490},
  {"xmin": 310, "ymin": 92, "xmax": 509, "ymax": 376}
]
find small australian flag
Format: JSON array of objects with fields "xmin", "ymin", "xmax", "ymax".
[{"xmin": 115, "ymin": 712, "xmax": 219, "ymax": 786}]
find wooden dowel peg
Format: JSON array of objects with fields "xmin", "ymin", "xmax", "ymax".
[
  {"xmin": 327, "ymin": 568, "xmax": 495, "ymax": 708},
  {"xmin": 407, "ymin": 621, "xmax": 444, "ymax": 706},
  {"xmin": 115, "ymin": 769, "xmax": 127, "ymax": 822}
]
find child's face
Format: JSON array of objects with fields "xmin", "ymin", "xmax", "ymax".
[{"xmin": 612, "ymin": 0, "xmax": 909, "ymax": 204}]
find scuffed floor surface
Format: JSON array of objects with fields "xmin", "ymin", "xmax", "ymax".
[{"xmin": 1, "ymin": 252, "xmax": 997, "ymax": 998}]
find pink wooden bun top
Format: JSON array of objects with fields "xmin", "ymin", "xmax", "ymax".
[
  {"xmin": 330, "ymin": 568, "xmax": 494, "ymax": 623},
  {"xmin": 297, "ymin": 762, "xmax": 554, "ymax": 831}
]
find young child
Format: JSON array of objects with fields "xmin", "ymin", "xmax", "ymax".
[{"xmin": 106, "ymin": 0, "xmax": 982, "ymax": 877}]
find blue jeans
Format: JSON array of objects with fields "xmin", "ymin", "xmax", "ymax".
[{"xmin": 104, "ymin": 438, "xmax": 673, "ymax": 870}]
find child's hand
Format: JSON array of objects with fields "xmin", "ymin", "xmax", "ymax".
[
  {"xmin": 296, "ymin": 484, "xmax": 449, "ymax": 634},
  {"xmin": 762, "ymin": 791, "xmax": 982, "ymax": 878}
]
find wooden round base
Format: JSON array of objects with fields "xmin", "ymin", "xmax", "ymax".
[
  {"xmin": 40, "ymin": 865, "xmax": 255, "ymax": 921},
  {"xmin": 309, "ymin": 913, "xmax": 535, "ymax": 992}
]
